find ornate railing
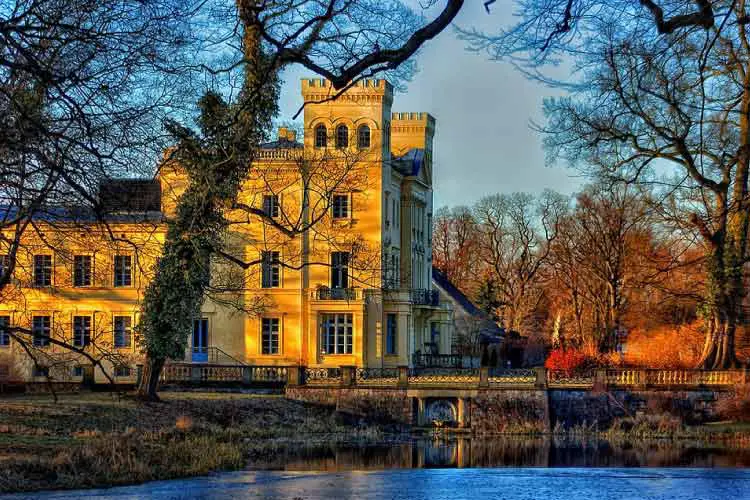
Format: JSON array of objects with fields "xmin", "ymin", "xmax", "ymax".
[
  {"xmin": 314, "ymin": 287, "xmax": 358, "ymax": 300},
  {"xmin": 160, "ymin": 363, "xmax": 287, "ymax": 384},
  {"xmin": 161, "ymin": 363, "xmax": 192, "ymax": 382},
  {"xmin": 488, "ymin": 368, "xmax": 537, "ymax": 386},
  {"xmin": 248, "ymin": 366, "xmax": 288, "ymax": 383},
  {"xmin": 410, "ymin": 288, "xmax": 440, "ymax": 306},
  {"xmin": 356, "ymin": 368, "xmax": 400, "ymax": 385},
  {"xmin": 606, "ymin": 369, "xmax": 744, "ymax": 387},
  {"xmin": 408, "ymin": 368, "xmax": 479, "ymax": 385},
  {"xmin": 304, "ymin": 367, "xmax": 342, "ymax": 384},
  {"xmin": 547, "ymin": 370, "xmax": 595, "ymax": 388},
  {"xmin": 412, "ymin": 353, "xmax": 462, "ymax": 368}
]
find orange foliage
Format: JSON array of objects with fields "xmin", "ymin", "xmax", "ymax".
[
  {"xmin": 545, "ymin": 348, "xmax": 598, "ymax": 375},
  {"xmin": 623, "ymin": 321, "xmax": 705, "ymax": 369}
]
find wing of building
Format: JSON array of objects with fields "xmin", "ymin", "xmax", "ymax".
[{"xmin": 0, "ymin": 79, "xmax": 471, "ymax": 383}]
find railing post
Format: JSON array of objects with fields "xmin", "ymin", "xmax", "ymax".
[
  {"xmin": 479, "ymin": 366, "xmax": 489, "ymax": 388},
  {"xmin": 398, "ymin": 366, "xmax": 409, "ymax": 388},
  {"xmin": 134, "ymin": 364, "xmax": 143, "ymax": 388},
  {"xmin": 594, "ymin": 368, "xmax": 608, "ymax": 391},
  {"xmin": 341, "ymin": 365, "xmax": 356, "ymax": 386},
  {"xmin": 534, "ymin": 367, "xmax": 547, "ymax": 389},
  {"xmin": 190, "ymin": 365, "xmax": 202, "ymax": 383},
  {"xmin": 287, "ymin": 366, "xmax": 304, "ymax": 386}
]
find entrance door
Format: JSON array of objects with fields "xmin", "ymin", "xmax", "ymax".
[{"xmin": 192, "ymin": 318, "xmax": 209, "ymax": 362}]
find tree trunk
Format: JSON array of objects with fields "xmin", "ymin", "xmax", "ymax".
[{"xmin": 137, "ymin": 356, "xmax": 166, "ymax": 401}]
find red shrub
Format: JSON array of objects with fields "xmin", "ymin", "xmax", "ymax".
[{"xmin": 545, "ymin": 348, "xmax": 597, "ymax": 375}]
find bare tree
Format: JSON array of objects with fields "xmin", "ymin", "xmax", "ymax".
[{"xmin": 473, "ymin": 190, "xmax": 567, "ymax": 335}]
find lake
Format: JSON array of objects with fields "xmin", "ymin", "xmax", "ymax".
[{"xmin": 7, "ymin": 438, "xmax": 750, "ymax": 499}]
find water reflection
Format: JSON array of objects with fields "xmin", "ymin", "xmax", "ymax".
[{"xmin": 250, "ymin": 437, "xmax": 750, "ymax": 470}]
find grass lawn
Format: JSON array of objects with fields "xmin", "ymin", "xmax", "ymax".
[{"xmin": 0, "ymin": 391, "xmax": 396, "ymax": 493}]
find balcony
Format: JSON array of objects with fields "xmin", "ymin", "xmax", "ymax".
[
  {"xmin": 315, "ymin": 286, "xmax": 358, "ymax": 300},
  {"xmin": 410, "ymin": 288, "xmax": 440, "ymax": 306}
]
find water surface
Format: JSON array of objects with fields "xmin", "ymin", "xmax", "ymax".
[{"xmin": 8, "ymin": 438, "xmax": 750, "ymax": 499}]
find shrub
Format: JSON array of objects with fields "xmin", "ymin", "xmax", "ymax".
[
  {"xmin": 545, "ymin": 348, "xmax": 598, "ymax": 375},
  {"xmin": 624, "ymin": 321, "xmax": 704, "ymax": 368}
]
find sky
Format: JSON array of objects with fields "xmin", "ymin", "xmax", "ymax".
[{"xmin": 274, "ymin": 2, "xmax": 584, "ymax": 208}]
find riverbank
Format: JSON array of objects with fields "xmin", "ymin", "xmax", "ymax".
[
  {"xmin": 1, "ymin": 392, "xmax": 749, "ymax": 494},
  {"xmin": 0, "ymin": 392, "xmax": 406, "ymax": 493}
]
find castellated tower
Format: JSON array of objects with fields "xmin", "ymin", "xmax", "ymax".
[{"xmin": 390, "ymin": 112, "xmax": 435, "ymax": 163}]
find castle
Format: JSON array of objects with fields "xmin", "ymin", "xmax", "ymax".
[{"xmin": 0, "ymin": 79, "xmax": 457, "ymax": 382}]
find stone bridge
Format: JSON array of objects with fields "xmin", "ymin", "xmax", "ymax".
[{"xmin": 282, "ymin": 367, "xmax": 748, "ymax": 431}]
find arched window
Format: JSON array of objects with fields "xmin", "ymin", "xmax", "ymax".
[
  {"xmin": 336, "ymin": 125, "xmax": 349, "ymax": 148},
  {"xmin": 357, "ymin": 125, "xmax": 370, "ymax": 149},
  {"xmin": 314, "ymin": 124, "xmax": 327, "ymax": 148}
]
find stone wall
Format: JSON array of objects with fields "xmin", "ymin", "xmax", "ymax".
[
  {"xmin": 549, "ymin": 389, "xmax": 733, "ymax": 428},
  {"xmin": 286, "ymin": 387, "xmax": 412, "ymax": 425},
  {"xmin": 470, "ymin": 390, "xmax": 549, "ymax": 435}
]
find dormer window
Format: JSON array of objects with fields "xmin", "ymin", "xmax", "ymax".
[
  {"xmin": 315, "ymin": 124, "xmax": 327, "ymax": 148},
  {"xmin": 357, "ymin": 125, "xmax": 370, "ymax": 149},
  {"xmin": 336, "ymin": 125, "xmax": 348, "ymax": 148}
]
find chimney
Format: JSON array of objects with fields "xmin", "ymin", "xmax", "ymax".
[{"xmin": 278, "ymin": 127, "xmax": 296, "ymax": 142}]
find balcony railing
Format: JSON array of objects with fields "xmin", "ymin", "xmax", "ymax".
[
  {"xmin": 315, "ymin": 287, "xmax": 357, "ymax": 300},
  {"xmin": 410, "ymin": 288, "xmax": 440, "ymax": 306},
  {"xmin": 413, "ymin": 353, "xmax": 462, "ymax": 368}
]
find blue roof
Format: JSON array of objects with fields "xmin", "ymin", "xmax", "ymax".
[{"xmin": 393, "ymin": 148, "xmax": 425, "ymax": 177}]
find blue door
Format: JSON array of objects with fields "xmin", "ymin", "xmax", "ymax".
[{"xmin": 192, "ymin": 318, "xmax": 209, "ymax": 362}]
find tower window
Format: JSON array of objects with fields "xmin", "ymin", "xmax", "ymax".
[
  {"xmin": 315, "ymin": 124, "xmax": 327, "ymax": 148},
  {"xmin": 357, "ymin": 125, "xmax": 370, "ymax": 149},
  {"xmin": 336, "ymin": 125, "xmax": 349, "ymax": 148}
]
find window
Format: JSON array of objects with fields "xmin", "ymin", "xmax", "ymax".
[
  {"xmin": 320, "ymin": 313, "xmax": 353, "ymax": 354},
  {"xmin": 314, "ymin": 124, "xmax": 327, "ymax": 147},
  {"xmin": 332, "ymin": 194, "xmax": 350, "ymax": 219},
  {"xmin": 73, "ymin": 316, "xmax": 91, "ymax": 347},
  {"xmin": 261, "ymin": 251, "xmax": 280, "ymax": 288},
  {"xmin": 335, "ymin": 125, "xmax": 348, "ymax": 148},
  {"xmin": 73, "ymin": 255, "xmax": 92, "ymax": 287},
  {"xmin": 34, "ymin": 255, "xmax": 52, "ymax": 286},
  {"xmin": 357, "ymin": 125, "xmax": 370, "ymax": 149},
  {"xmin": 115, "ymin": 366, "xmax": 131, "ymax": 377},
  {"xmin": 33, "ymin": 366, "xmax": 49, "ymax": 377},
  {"xmin": 261, "ymin": 318, "xmax": 280, "ymax": 355},
  {"xmin": 0, "ymin": 316, "xmax": 9, "ymax": 347},
  {"xmin": 113, "ymin": 316, "xmax": 132, "ymax": 348},
  {"xmin": 386, "ymin": 313, "xmax": 397, "ymax": 355},
  {"xmin": 32, "ymin": 315, "xmax": 50, "ymax": 347},
  {"xmin": 263, "ymin": 194, "xmax": 279, "ymax": 218},
  {"xmin": 331, "ymin": 252, "xmax": 349, "ymax": 289},
  {"xmin": 72, "ymin": 366, "xmax": 84, "ymax": 377},
  {"xmin": 113, "ymin": 255, "xmax": 132, "ymax": 287}
]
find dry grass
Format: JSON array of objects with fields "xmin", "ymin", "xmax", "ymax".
[{"xmin": 0, "ymin": 392, "xmax": 399, "ymax": 493}]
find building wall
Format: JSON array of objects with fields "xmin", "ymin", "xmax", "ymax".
[{"xmin": 0, "ymin": 79, "xmax": 453, "ymax": 381}]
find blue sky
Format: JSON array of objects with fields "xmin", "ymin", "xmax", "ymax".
[{"xmin": 275, "ymin": 1, "xmax": 583, "ymax": 208}]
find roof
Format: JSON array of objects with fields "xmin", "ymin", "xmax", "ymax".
[
  {"xmin": 259, "ymin": 138, "xmax": 303, "ymax": 150},
  {"xmin": 432, "ymin": 266, "xmax": 505, "ymax": 339},
  {"xmin": 432, "ymin": 266, "xmax": 481, "ymax": 316},
  {"xmin": 99, "ymin": 178, "xmax": 161, "ymax": 212},
  {"xmin": 0, "ymin": 205, "xmax": 163, "ymax": 224},
  {"xmin": 392, "ymin": 148, "xmax": 425, "ymax": 177}
]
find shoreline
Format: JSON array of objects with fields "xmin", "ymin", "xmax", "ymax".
[{"xmin": 1, "ymin": 392, "xmax": 749, "ymax": 493}]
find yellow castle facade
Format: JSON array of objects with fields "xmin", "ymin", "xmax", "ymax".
[{"xmin": 0, "ymin": 79, "xmax": 454, "ymax": 382}]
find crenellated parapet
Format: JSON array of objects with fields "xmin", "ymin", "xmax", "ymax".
[
  {"xmin": 301, "ymin": 78, "xmax": 393, "ymax": 105},
  {"xmin": 390, "ymin": 112, "xmax": 435, "ymax": 156},
  {"xmin": 391, "ymin": 112, "xmax": 435, "ymax": 137}
]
